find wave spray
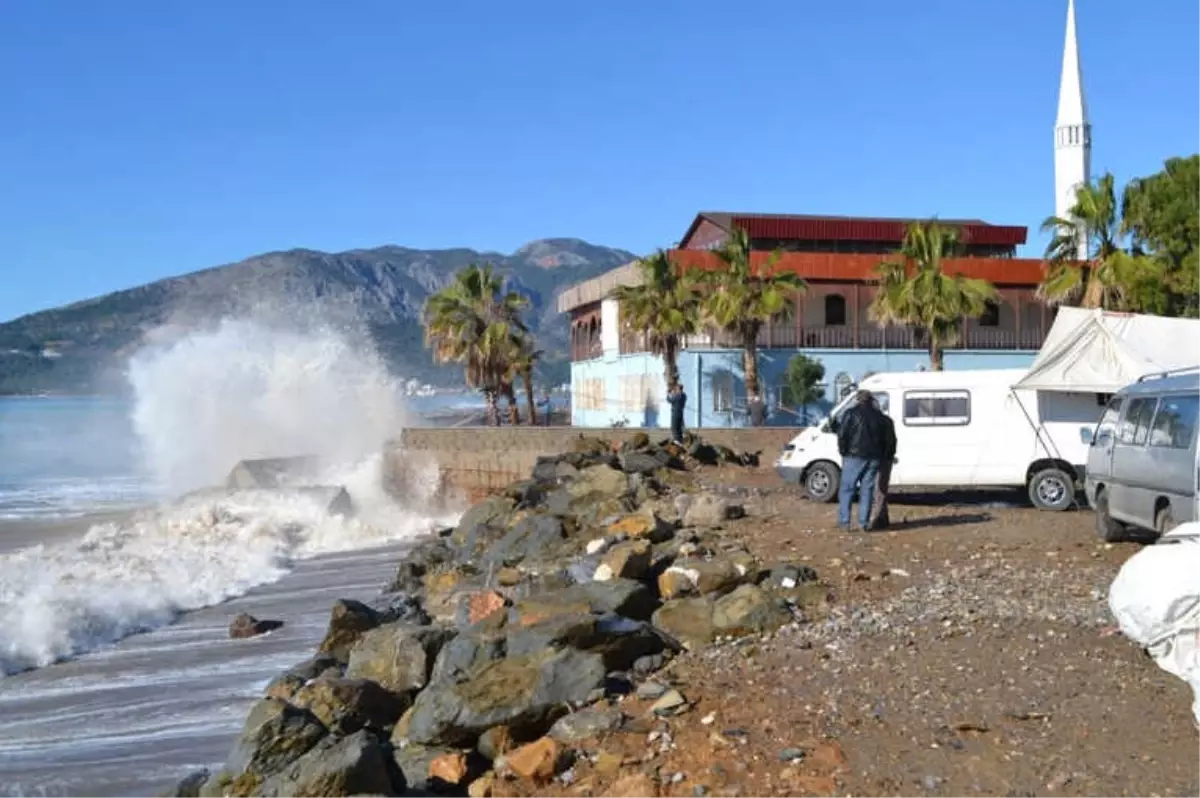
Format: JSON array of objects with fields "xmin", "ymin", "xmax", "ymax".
[{"xmin": 0, "ymin": 316, "xmax": 447, "ymax": 676}]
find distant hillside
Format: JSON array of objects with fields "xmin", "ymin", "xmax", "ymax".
[{"xmin": 0, "ymin": 238, "xmax": 637, "ymax": 395}]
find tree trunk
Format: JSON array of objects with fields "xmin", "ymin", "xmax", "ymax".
[
  {"xmin": 484, "ymin": 390, "xmax": 500, "ymax": 427},
  {"xmin": 1081, "ymin": 265, "xmax": 1104, "ymax": 309},
  {"xmin": 662, "ymin": 336, "xmax": 680, "ymax": 391},
  {"xmin": 928, "ymin": 334, "xmax": 945, "ymax": 371},
  {"xmin": 504, "ymin": 384, "xmax": 520, "ymax": 426},
  {"xmin": 743, "ymin": 333, "xmax": 765, "ymax": 426},
  {"xmin": 522, "ymin": 367, "xmax": 538, "ymax": 425}
]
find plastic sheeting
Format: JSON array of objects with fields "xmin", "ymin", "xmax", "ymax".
[
  {"xmin": 1107, "ymin": 522, "xmax": 1200, "ymax": 726},
  {"xmin": 1014, "ymin": 308, "xmax": 1200, "ymax": 393}
]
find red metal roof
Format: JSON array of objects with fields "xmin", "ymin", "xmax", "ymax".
[
  {"xmin": 668, "ymin": 249, "xmax": 1045, "ymax": 287},
  {"xmin": 680, "ymin": 212, "xmax": 1028, "ymax": 249}
]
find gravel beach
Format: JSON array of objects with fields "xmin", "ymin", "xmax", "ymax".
[{"xmin": 506, "ymin": 469, "xmax": 1199, "ymax": 797}]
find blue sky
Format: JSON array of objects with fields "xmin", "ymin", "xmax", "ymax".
[{"xmin": 1, "ymin": 0, "xmax": 1197, "ymax": 322}]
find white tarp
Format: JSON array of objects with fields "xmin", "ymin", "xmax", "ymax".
[
  {"xmin": 1013, "ymin": 307, "xmax": 1200, "ymax": 393},
  {"xmin": 1108, "ymin": 521, "xmax": 1200, "ymax": 727}
]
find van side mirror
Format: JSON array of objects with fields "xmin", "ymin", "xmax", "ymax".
[
  {"xmin": 1080, "ymin": 427, "xmax": 1093, "ymax": 445},
  {"xmin": 824, "ymin": 418, "xmax": 839, "ymax": 434}
]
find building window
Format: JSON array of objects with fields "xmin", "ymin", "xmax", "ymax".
[
  {"xmin": 978, "ymin": 301, "xmax": 1000, "ymax": 327},
  {"xmin": 1149, "ymin": 395, "xmax": 1198, "ymax": 449},
  {"xmin": 712, "ymin": 370, "xmax": 734, "ymax": 413},
  {"xmin": 903, "ymin": 390, "xmax": 971, "ymax": 426},
  {"xmin": 824, "ymin": 295, "xmax": 847, "ymax": 326}
]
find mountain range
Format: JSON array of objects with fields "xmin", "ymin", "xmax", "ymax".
[{"xmin": 0, "ymin": 238, "xmax": 637, "ymax": 395}]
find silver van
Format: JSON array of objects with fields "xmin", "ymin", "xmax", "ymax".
[{"xmin": 1084, "ymin": 369, "xmax": 1200, "ymax": 540}]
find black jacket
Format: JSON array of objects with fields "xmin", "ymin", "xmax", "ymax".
[{"xmin": 837, "ymin": 403, "xmax": 892, "ymax": 461}]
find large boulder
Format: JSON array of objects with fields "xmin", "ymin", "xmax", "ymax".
[
  {"xmin": 406, "ymin": 648, "xmax": 607, "ymax": 747},
  {"xmin": 225, "ymin": 456, "xmax": 321, "ymax": 490},
  {"xmin": 229, "ymin": 613, "xmax": 284, "ymax": 640},
  {"xmin": 164, "ymin": 769, "xmax": 210, "ymax": 797},
  {"xmin": 317, "ymin": 599, "xmax": 383, "ymax": 663},
  {"xmin": 346, "ymin": 622, "xmax": 456, "ymax": 696},
  {"xmin": 452, "ymin": 496, "xmax": 517, "ymax": 554},
  {"xmin": 608, "ymin": 512, "xmax": 675, "ymax": 543},
  {"xmin": 651, "ymin": 597, "xmax": 716, "ymax": 650},
  {"xmin": 568, "ymin": 464, "xmax": 631, "ymax": 500},
  {"xmin": 510, "ymin": 579, "xmax": 657, "ymax": 623},
  {"xmin": 712, "ymin": 584, "xmax": 790, "ymax": 635},
  {"xmin": 482, "ymin": 514, "xmax": 567, "ymax": 567},
  {"xmin": 657, "ymin": 556, "xmax": 751, "ymax": 600},
  {"xmin": 505, "ymin": 613, "xmax": 599, "ymax": 659},
  {"xmin": 366, "ymin": 591, "xmax": 431, "ymax": 627},
  {"xmin": 544, "ymin": 491, "xmax": 631, "ymax": 530},
  {"xmin": 260, "ymin": 729, "xmax": 398, "ymax": 797},
  {"xmin": 428, "ymin": 623, "xmax": 509, "ymax": 687},
  {"xmin": 291, "ymin": 677, "xmax": 408, "ymax": 735},
  {"xmin": 617, "ymin": 450, "xmax": 669, "ymax": 475},
  {"xmin": 392, "ymin": 743, "xmax": 473, "ymax": 793},
  {"xmin": 594, "ymin": 540, "xmax": 651, "ymax": 582},
  {"xmin": 681, "ymin": 492, "xmax": 745, "ymax": 527},
  {"xmin": 224, "ymin": 698, "xmax": 328, "ymax": 780},
  {"xmin": 503, "ymin": 479, "xmax": 546, "ymax": 508},
  {"xmin": 548, "ymin": 706, "xmax": 625, "ymax": 743},
  {"xmin": 263, "ymin": 654, "xmax": 341, "ymax": 701}
]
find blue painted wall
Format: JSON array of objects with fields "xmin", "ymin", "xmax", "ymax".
[
  {"xmin": 570, "ymin": 353, "xmax": 671, "ymax": 428},
  {"xmin": 571, "ymin": 347, "xmax": 1037, "ymax": 429}
]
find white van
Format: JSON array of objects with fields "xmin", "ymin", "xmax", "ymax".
[{"xmin": 774, "ymin": 368, "xmax": 1104, "ymax": 511}]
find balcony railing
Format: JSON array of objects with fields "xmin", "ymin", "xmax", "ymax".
[{"xmin": 669, "ymin": 324, "xmax": 1046, "ymax": 352}]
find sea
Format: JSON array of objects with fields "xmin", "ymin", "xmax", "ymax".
[{"xmin": 0, "ymin": 319, "xmax": 475, "ymax": 797}]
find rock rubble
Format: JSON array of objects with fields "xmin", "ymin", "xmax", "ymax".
[{"xmin": 167, "ymin": 433, "xmax": 801, "ymax": 798}]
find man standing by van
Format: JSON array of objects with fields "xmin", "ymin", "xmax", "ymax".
[
  {"xmin": 836, "ymin": 389, "xmax": 889, "ymax": 531},
  {"xmin": 667, "ymin": 383, "xmax": 687, "ymax": 444},
  {"xmin": 868, "ymin": 394, "xmax": 897, "ymax": 531}
]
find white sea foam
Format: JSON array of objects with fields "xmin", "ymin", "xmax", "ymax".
[{"xmin": 0, "ymin": 316, "xmax": 451, "ymax": 676}]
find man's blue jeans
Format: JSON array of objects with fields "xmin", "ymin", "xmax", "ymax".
[{"xmin": 838, "ymin": 456, "xmax": 880, "ymax": 528}]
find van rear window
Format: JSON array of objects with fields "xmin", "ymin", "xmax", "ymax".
[
  {"xmin": 1118, "ymin": 398, "xmax": 1158, "ymax": 446},
  {"xmin": 1149, "ymin": 395, "xmax": 1199, "ymax": 449},
  {"xmin": 902, "ymin": 390, "xmax": 970, "ymax": 426}
]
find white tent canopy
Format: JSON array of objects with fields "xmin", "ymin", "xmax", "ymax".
[{"xmin": 1013, "ymin": 307, "xmax": 1200, "ymax": 393}]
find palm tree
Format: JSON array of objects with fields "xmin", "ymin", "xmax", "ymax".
[
  {"xmin": 1038, "ymin": 173, "xmax": 1156, "ymax": 310},
  {"xmin": 698, "ymin": 228, "xmax": 805, "ymax": 426},
  {"xmin": 422, "ymin": 263, "xmax": 529, "ymax": 426},
  {"xmin": 509, "ymin": 336, "xmax": 542, "ymax": 425},
  {"xmin": 611, "ymin": 250, "xmax": 702, "ymax": 393},
  {"xmin": 869, "ymin": 221, "xmax": 998, "ymax": 372}
]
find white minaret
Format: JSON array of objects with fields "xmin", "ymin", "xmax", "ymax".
[{"xmin": 1054, "ymin": 0, "xmax": 1092, "ymax": 260}]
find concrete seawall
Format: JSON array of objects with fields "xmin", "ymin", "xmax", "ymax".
[{"xmin": 387, "ymin": 426, "xmax": 803, "ymax": 503}]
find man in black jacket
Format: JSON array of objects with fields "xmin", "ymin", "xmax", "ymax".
[
  {"xmin": 667, "ymin": 383, "xmax": 687, "ymax": 444},
  {"xmin": 836, "ymin": 389, "xmax": 890, "ymax": 530},
  {"xmin": 868, "ymin": 395, "xmax": 898, "ymax": 530}
]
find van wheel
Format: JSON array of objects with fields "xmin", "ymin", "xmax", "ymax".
[
  {"xmin": 1156, "ymin": 506, "xmax": 1176, "ymax": 536},
  {"xmin": 1094, "ymin": 491, "xmax": 1126, "ymax": 542},
  {"xmin": 1028, "ymin": 467, "xmax": 1073, "ymax": 512},
  {"xmin": 804, "ymin": 461, "xmax": 840, "ymax": 503}
]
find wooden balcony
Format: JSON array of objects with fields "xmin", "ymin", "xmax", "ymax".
[{"xmin": 616, "ymin": 322, "xmax": 1048, "ymax": 356}]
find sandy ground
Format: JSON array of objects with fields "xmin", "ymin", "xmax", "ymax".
[{"xmin": 502, "ymin": 467, "xmax": 1200, "ymax": 798}]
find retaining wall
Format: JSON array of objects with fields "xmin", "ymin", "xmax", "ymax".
[{"xmin": 387, "ymin": 426, "xmax": 802, "ymax": 503}]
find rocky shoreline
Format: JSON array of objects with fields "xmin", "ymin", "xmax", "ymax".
[{"xmin": 169, "ymin": 432, "xmax": 796, "ymax": 798}]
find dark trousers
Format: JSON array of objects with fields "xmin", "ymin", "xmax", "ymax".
[
  {"xmin": 868, "ymin": 460, "xmax": 893, "ymax": 530},
  {"xmin": 670, "ymin": 413, "xmax": 684, "ymax": 442}
]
